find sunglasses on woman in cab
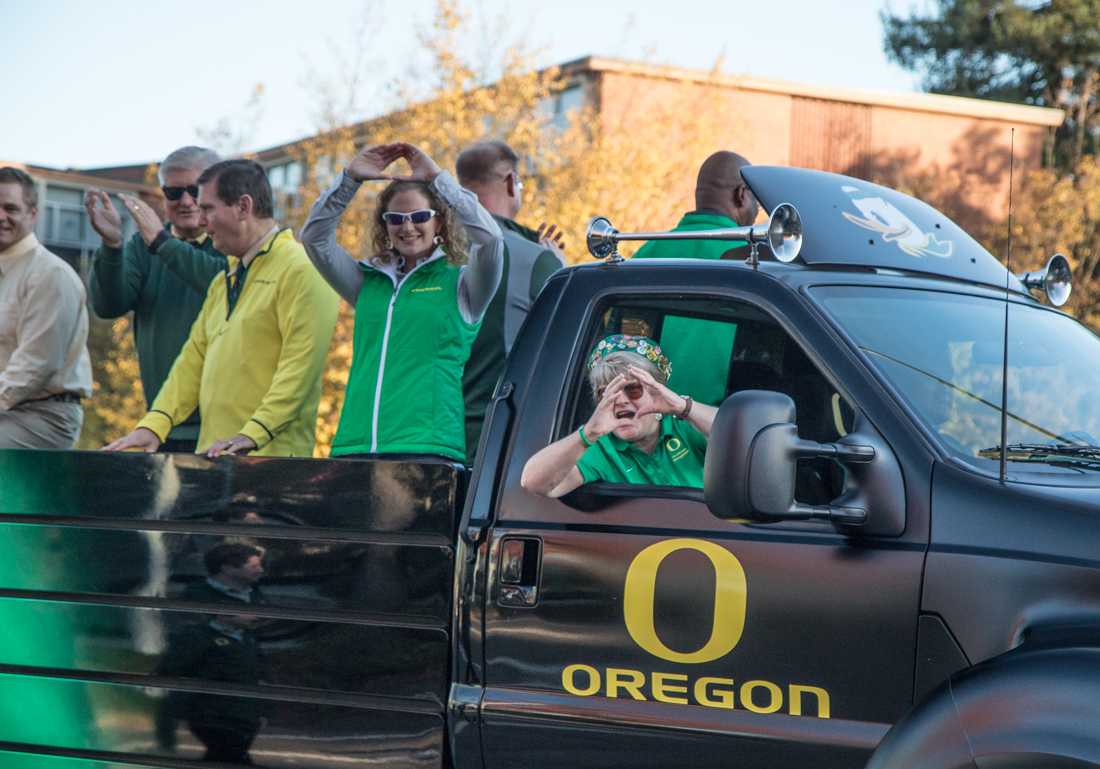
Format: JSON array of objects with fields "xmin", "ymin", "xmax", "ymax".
[{"xmin": 597, "ymin": 381, "xmax": 644, "ymax": 401}]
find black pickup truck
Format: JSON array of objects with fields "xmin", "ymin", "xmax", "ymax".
[{"xmin": 1, "ymin": 165, "xmax": 1098, "ymax": 769}]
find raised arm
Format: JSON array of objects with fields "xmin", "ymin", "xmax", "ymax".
[
  {"xmin": 432, "ymin": 170, "xmax": 504, "ymax": 324},
  {"xmin": 150, "ymin": 237, "xmax": 227, "ymax": 294},
  {"xmin": 118, "ymin": 193, "xmax": 228, "ymax": 294},
  {"xmin": 521, "ymin": 375, "xmax": 633, "ymax": 498},
  {"xmin": 299, "ymin": 172, "xmax": 368, "ymax": 305},
  {"xmin": 85, "ymin": 191, "xmax": 144, "ymax": 317}
]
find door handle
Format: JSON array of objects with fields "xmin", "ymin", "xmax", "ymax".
[{"xmin": 497, "ymin": 537, "xmax": 541, "ymax": 608}]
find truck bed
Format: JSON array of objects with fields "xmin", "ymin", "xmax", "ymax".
[{"xmin": 0, "ymin": 449, "xmax": 458, "ymax": 769}]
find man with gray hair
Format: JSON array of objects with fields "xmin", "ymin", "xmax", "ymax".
[
  {"xmin": 85, "ymin": 146, "xmax": 227, "ymax": 452},
  {"xmin": 455, "ymin": 140, "xmax": 564, "ymax": 461}
]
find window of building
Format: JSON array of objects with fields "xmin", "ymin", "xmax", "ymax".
[
  {"xmin": 265, "ymin": 160, "xmax": 304, "ymax": 220},
  {"xmin": 538, "ymin": 84, "xmax": 586, "ymax": 132}
]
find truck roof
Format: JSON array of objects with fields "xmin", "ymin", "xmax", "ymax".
[{"xmin": 742, "ymin": 165, "xmax": 1026, "ymax": 297}]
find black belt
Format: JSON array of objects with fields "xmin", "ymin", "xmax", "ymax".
[{"xmin": 24, "ymin": 393, "xmax": 82, "ymax": 405}]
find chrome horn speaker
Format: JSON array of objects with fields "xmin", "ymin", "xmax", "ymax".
[
  {"xmin": 1017, "ymin": 253, "xmax": 1073, "ymax": 307},
  {"xmin": 586, "ymin": 202, "xmax": 803, "ymax": 267}
]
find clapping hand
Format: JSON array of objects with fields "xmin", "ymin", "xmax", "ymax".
[
  {"xmin": 347, "ymin": 142, "xmax": 442, "ymax": 184},
  {"xmin": 84, "ymin": 190, "xmax": 124, "ymax": 248},
  {"xmin": 119, "ymin": 194, "xmax": 166, "ymax": 246}
]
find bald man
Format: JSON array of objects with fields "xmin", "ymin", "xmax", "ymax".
[{"xmin": 632, "ymin": 151, "xmax": 759, "ymax": 405}]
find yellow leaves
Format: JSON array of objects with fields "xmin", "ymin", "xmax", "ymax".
[
  {"xmin": 991, "ymin": 155, "xmax": 1100, "ymax": 330},
  {"xmin": 78, "ymin": 316, "xmax": 146, "ymax": 449}
]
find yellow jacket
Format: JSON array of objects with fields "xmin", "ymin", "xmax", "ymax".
[{"xmin": 138, "ymin": 228, "xmax": 339, "ymax": 456}]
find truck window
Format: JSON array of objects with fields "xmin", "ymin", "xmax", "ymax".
[
  {"xmin": 564, "ymin": 296, "xmax": 853, "ymax": 503},
  {"xmin": 815, "ymin": 285, "xmax": 1100, "ymax": 478}
]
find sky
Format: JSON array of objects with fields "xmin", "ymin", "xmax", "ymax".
[{"xmin": 4, "ymin": 0, "xmax": 925, "ymax": 169}]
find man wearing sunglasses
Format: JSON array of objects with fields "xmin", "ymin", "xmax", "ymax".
[
  {"xmin": 86, "ymin": 146, "xmax": 228, "ymax": 452},
  {"xmin": 455, "ymin": 140, "xmax": 565, "ymax": 462}
]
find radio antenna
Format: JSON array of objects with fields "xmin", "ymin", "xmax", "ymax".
[{"xmin": 998, "ymin": 128, "xmax": 1015, "ymax": 483}]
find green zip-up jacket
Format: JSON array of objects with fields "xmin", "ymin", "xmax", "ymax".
[
  {"xmin": 88, "ymin": 229, "xmax": 227, "ymax": 440},
  {"xmin": 301, "ymin": 170, "xmax": 504, "ymax": 461},
  {"xmin": 632, "ymin": 211, "xmax": 744, "ymax": 406}
]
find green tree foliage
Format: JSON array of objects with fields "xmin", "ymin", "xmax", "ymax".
[{"xmin": 882, "ymin": 0, "xmax": 1100, "ymax": 167}]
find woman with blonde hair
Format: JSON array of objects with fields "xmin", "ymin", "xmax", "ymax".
[
  {"xmin": 301, "ymin": 142, "xmax": 503, "ymax": 461},
  {"xmin": 522, "ymin": 335, "xmax": 717, "ymax": 497}
]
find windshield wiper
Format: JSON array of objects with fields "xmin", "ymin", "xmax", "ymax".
[{"xmin": 977, "ymin": 443, "xmax": 1100, "ymax": 468}]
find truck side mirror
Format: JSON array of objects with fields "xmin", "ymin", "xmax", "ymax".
[{"xmin": 704, "ymin": 391, "xmax": 876, "ymax": 528}]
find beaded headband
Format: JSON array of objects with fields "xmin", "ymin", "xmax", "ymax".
[{"xmin": 586, "ymin": 334, "xmax": 671, "ymax": 381}]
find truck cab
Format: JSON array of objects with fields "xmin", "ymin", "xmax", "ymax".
[{"xmin": 1, "ymin": 166, "xmax": 1098, "ymax": 769}]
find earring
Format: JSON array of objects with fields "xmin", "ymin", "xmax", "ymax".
[
  {"xmin": 386, "ymin": 237, "xmax": 393, "ymax": 249},
  {"xmin": 432, "ymin": 235, "xmax": 444, "ymax": 246}
]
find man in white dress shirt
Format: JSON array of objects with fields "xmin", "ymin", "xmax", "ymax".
[{"xmin": 0, "ymin": 167, "xmax": 93, "ymax": 448}]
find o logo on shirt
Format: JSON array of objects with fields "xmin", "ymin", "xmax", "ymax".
[
  {"xmin": 666, "ymin": 437, "xmax": 683, "ymax": 452},
  {"xmin": 623, "ymin": 538, "xmax": 747, "ymax": 664}
]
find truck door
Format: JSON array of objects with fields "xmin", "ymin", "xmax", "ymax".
[{"xmin": 478, "ymin": 286, "xmax": 927, "ymax": 769}]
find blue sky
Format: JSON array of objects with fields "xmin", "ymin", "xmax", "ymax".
[{"xmin": 4, "ymin": 0, "xmax": 923, "ymax": 168}]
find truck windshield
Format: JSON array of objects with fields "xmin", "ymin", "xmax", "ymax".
[{"xmin": 814, "ymin": 286, "xmax": 1100, "ymax": 478}]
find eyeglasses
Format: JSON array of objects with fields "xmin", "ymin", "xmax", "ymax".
[
  {"xmin": 596, "ymin": 382, "xmax": 644, "ymax": 401},
  {"xmin": 162, "ymin": 184, "xmax": 200, "ymax": 202},
  {"xmin": 382, "ymin": 209, "xmax": 437, "ymax": 226}
]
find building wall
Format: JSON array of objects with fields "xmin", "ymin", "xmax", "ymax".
[{"xmin": 591, "ymin": 65, "xmax": 1054, "ymax": 230}]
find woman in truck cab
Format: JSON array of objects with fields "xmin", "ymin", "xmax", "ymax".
[
  {"xmin": 300, "ymin": 142, "xmax": 503, "ymax": 463},
  {"xmin": 521, "ymin": 335, "xmax": 717, "ymax": 497}
]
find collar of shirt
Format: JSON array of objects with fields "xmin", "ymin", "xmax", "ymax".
[
  {"xmin": 206, "ymin": 576, "xmax": 254, "ymax": 603},
  {"xmin": 361, "ymin": 245, "xmax": 446, "ymax": 285},
  {"xmin": 606, "ymin": 417, "xmax": 678, "ymax": 456},
  {"xmin": 170, "ymin": 225, "xmax": 209, "ymax": 246},
  {"xmin": 0, "ymin": 233, "xmax": 40, "ymax": 274},
  {"xmin": 684, "ymin": 210, "xmax": 738, "ymax": 226},
  {"xmin": 237, "ymin": 224, "xmax": 280, "ymax": 267}
]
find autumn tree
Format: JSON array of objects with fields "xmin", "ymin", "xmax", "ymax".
[
  {"xmin": 288, "ymin": 0, "xmax": 733, "ymax": 454},
  {"xmin": 79, "ymin": 0, "xmax": 740, "ymax": 454}
]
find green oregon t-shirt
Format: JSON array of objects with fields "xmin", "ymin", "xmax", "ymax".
[{"xmin": 576, "ymin": 417, "xmax": 708, "ymax": 488}]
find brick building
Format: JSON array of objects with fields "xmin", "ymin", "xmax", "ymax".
[{"xmin": 13, "ymin": 56, "xmax": 1063, "ymax": 268}]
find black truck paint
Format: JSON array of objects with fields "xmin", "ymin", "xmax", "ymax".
[{"xmin": 0, "ymin": 166, "xmax": 1098, "ymax": 769}]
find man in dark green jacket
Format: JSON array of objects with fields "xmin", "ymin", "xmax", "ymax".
[
  {"xmin": 632, "ymin": 151, "xmax": 760, "ymax": 406},
  {"xmin": 85, "ymin": 146, "xmax": 227, "ymax": 452},
  {"xmin": 457, "ymin": 141, "xmax": 564, "ymax": 462}
]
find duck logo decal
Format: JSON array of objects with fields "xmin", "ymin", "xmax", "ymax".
[{"xmin": 840, "ymin": 185, "xmax": 953, "ymax": 259}]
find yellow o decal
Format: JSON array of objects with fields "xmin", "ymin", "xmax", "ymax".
[{"xmin": 623, "ymin": 538, "xmax": 747, "ymax": 664}]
